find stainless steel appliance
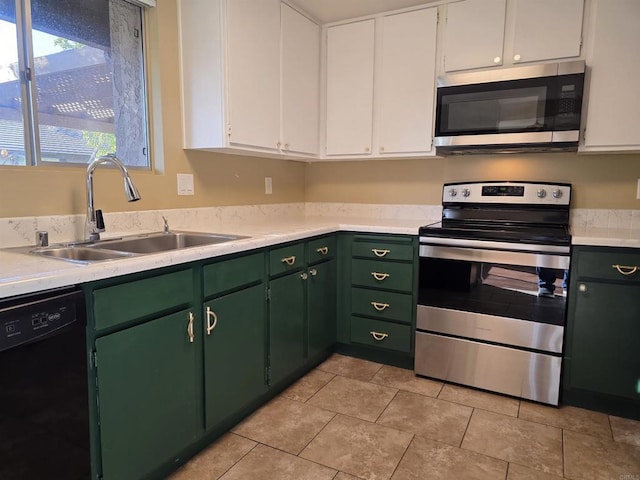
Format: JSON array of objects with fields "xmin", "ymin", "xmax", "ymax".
[
  {"xmin": 415, "ymin": 181, "xmax": 571, "ymax": 405},
  {"xmin": 0, "ymin": 287, "xmax": 89, "ymax": 479},
  {"xmin": 435, "ymin": 61, "xmax": 584, "ymax": 155}
]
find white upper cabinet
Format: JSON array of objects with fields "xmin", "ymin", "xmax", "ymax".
[
  {"xmin": 580, "ymin": 0, "xmax": 640, "ymax": 152},
  {"xmin": 281, "ymin": 4, "xmax": 321, "ymax": 156},
  {"xmin": 443, "ymin": 0, "xmax": 507, "ymax": 72},
  {"xmin": 443, "ymin": 0, "xmax": 585, "ymax": 73},
  {"xmin": 325, "ymin": 20, "xmax": 375, "ymax": 156},
  {"xmin": 377, "ymin": 8, "xmax": 438, "ymax": 155}
]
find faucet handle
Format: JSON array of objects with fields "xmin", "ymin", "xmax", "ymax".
[
  {"xmin": 162, "ymin": 216, "xmax": 169, "ymax": 234},
  {"xmin": 36, "ymin": 231, "xmax": 49, "ymax": 247},
  {"xmin": 95, "ymin": 209, "xmax": 105, "ymax": 232}
]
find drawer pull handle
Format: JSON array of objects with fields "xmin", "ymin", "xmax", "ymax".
[
  {"xmin": 281, "ymin": 256, "xmax": 296, "ymax": 266},
  {"xmin": 612, "ymin": 264, "xmax": 638, "ymax": 276},
  {"xmin": 371, "ymin": 302, "xmax": 390, "ymax": 311},
  {"xmin": 371, "ymin": 272, "xmax": 390, "ymax": 281},
  {"xmin": 187, "ymin": 312, "xmax": 195, "ymax": 343},
  {"xmin": 372, "ymin": 248, "xmax": 391, "ymax": 257},
  {"xmin": 206, "ymin": 307, "xmax": 218, "ymax": 335},
  {"xmin": 370, "ymin": 331, "xmax": 389, "ymax": 341},
  {"xmin": 316, "ymin": 246, "xmax": 329, "ymax": 255}
]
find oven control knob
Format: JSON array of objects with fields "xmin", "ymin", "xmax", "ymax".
[
  {"xmin": 552, "ymin": 189, "xmax": 563, "ymax": 199},
  {"xmin": 536, "ymin": 189, "xmax": 547, "ymax": 199},
  {"xmin": 462, "ymin": 188, "xmax": 471, "ymax": 198},
  {"xmin": 448, "ymin": 188, "xmax": 458, "ymax": 197}
]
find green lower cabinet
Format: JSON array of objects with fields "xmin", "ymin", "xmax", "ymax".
[
  {"xmin": 95, "ymin": 308, "xmax": 200, "ymax": 480},
  {"xmin": 308, "ymin": 259, "xmax": 337, "ymax": 359},
  {"xmin": 269, "ymin": 271, "xmax": 306, "ymax": 385},
  {"xmin": 203, "ymin": 284, "xmax": 267, "ymax": 430}
]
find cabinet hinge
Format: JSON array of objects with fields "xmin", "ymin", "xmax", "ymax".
[
  {"xmin": 90, "ymin": 349, "xmax": 97, "ymax": 369},
  {"xmin": 226, "ymin": 124, "xmax": 232, "ymax": 137},
  {"xmin": 265, "ymin": 365, "xmax": 271, "ymax": 386},
  {"xmin": 266, "ymin": 286, "xmax": 271, "ymax": 301}
]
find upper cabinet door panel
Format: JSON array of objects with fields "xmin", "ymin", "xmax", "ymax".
[
  {"xmin": 281, "ymin": 4, "xmax": 320, "ymax": 155},
  {"xmin": 443, "ymin": 0, "xmax": 507, "ymax": 72},
  {"xmin": 511, "ymin": 0, "xmax": 584, "ymax": 64},
  {"xmin": 326, "ymin": 20, "xmax": 375, "ymax": 155},
  {"xmin": 227, "ymin": 0, "xmax": 281, "ymax": 150},
  {"xmin": 378, "ymin": 8, "xmax": 438, "ymax": 155}
]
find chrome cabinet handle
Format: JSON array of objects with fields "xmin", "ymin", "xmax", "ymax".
[
  {"xmin": 371, "ymin": 272, "xmax": 390, "ymax": 281},
  {"xmin": 206, "ymin": 306, "xmax": 218, "ymax": 335},
  {"xmin": 370, "ymin": 331, "xmax": 389, "ymax": 341},
  {"xmin": 309, "ymin": 268, "xmax": 317, "ymax": 276},
  {"xmin": 300, "ymin": 272, "xmax": 308, "ymax": 280},
  {"xmin": 187, "ymin": 312, "xmax": 195, "ymax": 343},
  {"xmin": 281, "ymin": 256, "xmax": 296, "ymax": 266},
  {"xmin": 371, "ymin": 248, "xmax": 390, "ymax": 257},
  {"xmin": 612, "ymin": 264, "xmax": 639, "ymax": 276},
  {"xmin": 316, "ymin": 246, "xmax": 329, "ymax": 255},
  {"xmin": 371, "ymin": 301, "xmax": 390, "ymax": 311}
]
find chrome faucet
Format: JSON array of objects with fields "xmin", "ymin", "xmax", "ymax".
[{"xmin": 86, "ymin": 154, "xmax": 141, "ymax": 241}]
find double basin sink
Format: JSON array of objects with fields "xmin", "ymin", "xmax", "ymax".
[{"xmin": 32, "ymin": 231, "xmax": 247, "ymax": 263}]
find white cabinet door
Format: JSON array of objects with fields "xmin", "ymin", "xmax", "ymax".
[
  {"xmin": 227, "ymin": 0, "xmax": 281, "ymax": 150},
  {"xmin": 582, "ymin": 0, "xmax": 640, "ymax": 151},
  {"xmin": 326, "ymin": 20, "xmax": 375, "ymax": 156},
  {"xmin": 511, "ymin": 0, "xmax": 584, "ymax": 64},
  {"xmin": 281, "ymin": 4, "xmax": 320, "ymax": 156},
  {"xmin": 377, "ymin": 8, "xmax": 438, "ymax": 155},
  {"xmin": 443, "ymin": 0, "xmax": 506, "ymax": 72}
]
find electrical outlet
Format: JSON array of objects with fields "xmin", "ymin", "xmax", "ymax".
[
  {"xmin": 265, "ymin": 177, "xmax": 273, "ymax": 195},
  {"xmin": 177, "ymin": 173, "xmax": 194, "ymax": 195}
]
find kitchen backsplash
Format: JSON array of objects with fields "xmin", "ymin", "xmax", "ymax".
[{"xmin": 0, "ymin": 203, "xmax": 638, "ymax": 249}]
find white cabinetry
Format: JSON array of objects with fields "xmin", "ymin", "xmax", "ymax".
[
  {"xmin": 443, "ymin": 0, "xmax": 584, "ymax": 73},
  {"xmin": 325, "ymin": 7, "xmax": 438, "ymax": 158},
  {"xmin": 178, "ymin": 0, "xmax": 320, "ymax": 158},
  {"xmin": 580, "ymin": 0, "xmax": 640, "ymax": 152}
]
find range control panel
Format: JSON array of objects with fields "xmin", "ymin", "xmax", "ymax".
[{"xmin": 442, "ymin": 181, "xmax": 571, "ymax": 205}]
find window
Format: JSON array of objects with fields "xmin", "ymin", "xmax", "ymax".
[{"xmin": 0, "ymin": 0, "xmax": 150, "ymax": 167}]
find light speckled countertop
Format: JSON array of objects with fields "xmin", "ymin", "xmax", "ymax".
[{"xmin": 571, "ymin": 227, "xmax": 640, "ymax": 248}]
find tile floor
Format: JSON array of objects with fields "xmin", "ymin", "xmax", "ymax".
[{"xmin": 169, "ymin": 354, "xmax": 640, "ymax": 480}]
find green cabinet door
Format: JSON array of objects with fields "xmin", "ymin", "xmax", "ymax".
[
  {"xmin": 95, "ymin": 308, "xmax": 200, "ymax": 480},
  {"xmin": 269, "ymin": 271, "xmax": 306, "ymax": 385},
  {"xmin": 203, "ymin": 284, "xmax": 267, "ymax": 430},
  {"xmin": 569, "ymin": 281, "xmax": 640, "ymax": 400},
  {"xmin": 308, "ymin": 259, "xmax": 337, "ymax": 359}
]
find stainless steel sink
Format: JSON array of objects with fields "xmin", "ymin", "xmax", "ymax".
[
  {"xmin": 93, "ymin": 231, "xmax": 247, "ymax": 254},
  {"xmin": 31, "ymin": 246, "xmax": 135, "ymax": 263}
]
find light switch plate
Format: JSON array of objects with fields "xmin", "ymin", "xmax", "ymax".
[
  {"xmin": 265, "ymin": 177, "xmax": 273, "ymax": 195},
  {"xmin": 177, "ymin": 173, "xmax": 194, "ymax": 196}
]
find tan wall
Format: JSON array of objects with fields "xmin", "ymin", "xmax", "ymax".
[{"xmin": 306, "ymin": 153, "xmax": 640, "ymax": 209}]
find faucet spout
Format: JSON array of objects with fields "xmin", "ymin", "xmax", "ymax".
[{"xmin": 86, "ymin": 154, "xmax": 141, "ymax": 241}]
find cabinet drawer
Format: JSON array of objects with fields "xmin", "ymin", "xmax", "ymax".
[
  {"xmin": 93, "ymin": 269, "xmax": 194, "ymax": 330},
  {"xmin": 269, "ymin": 243, "xmax": 305, "ymax": 276},
  {"xmin": 352, "ymin": 239, "xmax": 414, "ymax": 262},
  {"xmin": 308, "ymin": 236, "xmax": 337, "ymax": 264},
  {"xmin": 351, "ymin": 316, "xmax": 411, "ymax": 353},
  {"xmin": 203, "ymin": 253, "xmax": 264, "ymax": 298},
  {"xmin": 351, "ymin": 259, "xmax": 413, "ymax": 292},
  {"xmin": 351, "ymin": 287, "xmax": 413, "ymax": 324},
  {"xmin": 576, "ymin": 249, "xmax": 640, "ymax": 282}
]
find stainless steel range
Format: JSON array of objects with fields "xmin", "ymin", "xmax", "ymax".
[{"xmin": 415, "ymin": 181, "xmax": 571, "ymax": 405}]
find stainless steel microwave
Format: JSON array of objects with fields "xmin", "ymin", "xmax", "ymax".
[{"xmin": 434, "ymin": 61, "xmax": 585, "ymax": 155}]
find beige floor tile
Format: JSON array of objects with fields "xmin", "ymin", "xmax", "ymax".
[
  {"xmin": 307, "ymin": 375, "xmax": 397, "ymax": 422},
  {"xmin": 462, "ymin": 409, "xmax": 563, "ymax": 476},
  {"xmin": 507, "ymin": 463, "xmax": 563, "ymax": 480},
  {"xmin": 231, "ymin": 397, "xmax": 335, "ymax": 454},
  {"xmin": 377, "ymin": 390, "xmax": 472, "ymax": 446},
  {"xmin": 564, "ymin": 429, "xmax": 640, "ymax": 480},
  {"xmin": 438, "ymin": 384, "xmax": 520, "ymax": 417},
  {"xmin": 371, "ymin": 366, "xmax": 443, "ymax": 398},
  {"xmin": 335, "ymin": 473, "xmax": 363, "ymax": 480},
  {"xmin": 300, "ymin": 414, "xmax": 413, "ymax": 480},
  {"xmin": 317, "ymin": 353, "xmax": 383, "ymax": 381},
  {"xmin": 281, "ymin": 368, "xmax": 335, "ymax": 403},
  {"xmin": 611, "ymin": 415, "xmax": 640, "ymax": 447},
  {"xmin": 390, "ymin": 435, "xmax": 507, "ymax": 480},
  {"xmin": 167, "ymin": 433, "xmax": 256, "ymax": 480},
  {"xmin": 219, "ymin": 444, "xmax": 336, "ymax": 480},
  {"xmin": 519, "ymin": 401, "xmax": 612, "ymax": 439}
]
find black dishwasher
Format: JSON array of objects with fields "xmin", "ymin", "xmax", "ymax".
[{"xmin": 0, "ymin": 287, "xmax": 90, "ymax": 480}]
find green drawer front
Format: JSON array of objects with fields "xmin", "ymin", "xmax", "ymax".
[
  {"xmin": 351, "ymin": 259, "xmax": 413, "ymax": 292},
  {"xmin": 203, "ymin": 252, "xmax": 264, "ymax": 297},
  {"xmin": 351, "ymin": 317, "xmax": 411, "ymax": 353},
  {"xmin": 269, "ymin": 243, "xmax": 306, "ymax": 276},
  {"xmin": 352, "ymin": 240, "xmax": 414, "ymax": 262},
  {"xmin": 93, "ymin": 269, "xmax": 194, "ymax": 330},
  {"xmin": 308, "ymin": 236, "xmax": 337, "ymax": 264},
  {"xmin": 351, "ymin": 287, "xmax": 413, "ymax": 324},
  {"xmin": 576, "ymin": 249, "xmax": 640, "ymax": 282}
]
